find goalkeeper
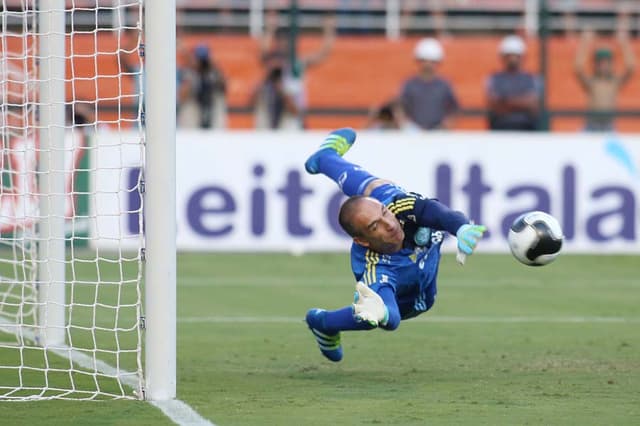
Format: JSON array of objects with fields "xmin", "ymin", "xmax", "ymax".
[{"xmin": 304, "ymin": 128, "xmax": 486, "ymax": 362}]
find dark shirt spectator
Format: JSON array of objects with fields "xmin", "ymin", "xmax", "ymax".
[
  {"xmin": 177, "ymin": 44, "xmax": 226, "ymax": 129},
  {"xmin": 192, "ymin": 45, "xmax": 226, "ymax": 129},
  {"xmin": 400, "ymin": 77, "xmax": 458, "ymax": 130},
  {"xmin": 399, "ymin": 38, "xmax": 459, "ymax": 130},
  {"xmin": 486, "ymin": 35, "xmax": 539, "ymax": 131}
]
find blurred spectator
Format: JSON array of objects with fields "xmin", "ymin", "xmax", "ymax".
[
  {"xmin": 259, "ymin": 12, "xmax": 336, "ymax": 129},
  {"xmin": 176, "ymin": 33, "xmax": 191, "ymax": 121},
  {"xmin": 486, "ymin": 35, "xmax": 540, "ymax": 131},
  {"xmin": 397, "ymin": 38, "xmax": 459, "ymax": 130},
  {"xmin": 574, "ymin": 22, "xmax": 635, "ymax": 132},
  {"xmin": 251, "ymin": 66, "xmax": 300, "ymax": 129},
  {"xmin": 364, "ymin": 100, "xmax": 407, "ymax": 130},
  {"xmin": 177, "ymin": 44, "xmax": 227, "ymax": 129}
]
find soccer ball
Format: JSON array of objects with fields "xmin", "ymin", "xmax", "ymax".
[{"xmin": 508, "ymin": 211, "xmax": 564, "ymax": 266}]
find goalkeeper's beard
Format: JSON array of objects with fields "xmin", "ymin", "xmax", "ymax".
[{"xmin": 366, "ymin": 230, "xmax": 405, "ymax": 254}]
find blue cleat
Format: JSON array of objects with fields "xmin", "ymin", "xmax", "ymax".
[
  {"xmin": 305, "ymin": 309, "xmax": 343, "ymax": 362},
  {"xmin": 304, "ymin": 128, "xmax": 357, "ymax": 175}
]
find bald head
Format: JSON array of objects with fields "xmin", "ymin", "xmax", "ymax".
[{"xmin": 338, "ymin": 195, "xmax": 369, "ymax": 237}]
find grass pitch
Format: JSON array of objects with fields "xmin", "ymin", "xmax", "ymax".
[{"xmin": 1, "ymin": 253, "xmax": 639, "ymax": 425}]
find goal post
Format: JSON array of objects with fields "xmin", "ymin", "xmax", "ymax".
[
  {"xmin": 144, "ymin": 0, "xmax": 177, "ymax": 401},
  {"xmin": 37, "ymin": 0, "xmax": 67, "ymax": 349},
  {"xmin": 0, "ymin": 0, "xmax": 175, "ymax": 401}
]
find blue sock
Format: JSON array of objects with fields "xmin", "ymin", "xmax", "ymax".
[
  {"xmin": 322, "ymin": 286, "xmax": 401, "ymax": 333},
  {"xmin": 323, "ymin": 306, "xmax": 374, "ymax": 333},
  {"xmin": 317, "ymin": 153, "xmax": 377, "ymax": 197}
]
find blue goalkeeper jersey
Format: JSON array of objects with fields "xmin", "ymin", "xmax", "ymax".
[{"xmin": 349, "ymin": 184, "xmax": 463, "ymax": 318}]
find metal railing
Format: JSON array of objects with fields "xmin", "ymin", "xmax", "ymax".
[{"xmin": 3, "ymin": 1, "xmax": 639, "ymax": 36}]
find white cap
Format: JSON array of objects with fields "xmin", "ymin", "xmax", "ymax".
[
  {"xmin": 500, "ymin": 35, "xmax": 526, "ymax": 55},
  {"xmin": 414, "ymin": 38, "xmax": 444, "ymax": 61}
]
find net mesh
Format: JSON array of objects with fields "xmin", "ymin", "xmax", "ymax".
[{"xmin": 0, "ymin": 1, "xmax": 144, "ymax": 400}]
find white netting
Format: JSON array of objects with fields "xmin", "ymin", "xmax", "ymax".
[{"xmin": 0, "ymin": 1, "xmax": 144, "ymax": 400}]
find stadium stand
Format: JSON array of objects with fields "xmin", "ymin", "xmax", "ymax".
[
  {"xmin": 53, "ymin": 33, "xmax": 640, "ymax": 131},
  {"xmin": 3, "ymin": 0, "xmax": 639, "ymax": 130}
]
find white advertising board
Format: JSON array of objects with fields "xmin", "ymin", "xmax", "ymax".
[{"xmin": 93, "ymin": 130, "xmax": 640, "ymax": 253}]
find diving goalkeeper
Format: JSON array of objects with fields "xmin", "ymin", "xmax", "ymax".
[{"xmin": 304, "ymin": 128, "xmax": 487, "ymax": 362}]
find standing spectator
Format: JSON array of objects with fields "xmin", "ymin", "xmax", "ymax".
[
  {"xmin": 398, "ymin": 38, "xmax": 459, "ymax": 130},
  {"xmin": 251, "ymin": 66, "xmax": 300, "ymax": 130},
  {"xmin": 177, "ymin": 44, "xmax": 227, "ymax": 129},
  {"xmin": 486, "ymin": 35, "xmax": 540, "ymax": 131},
  {"xmin": 193, "ymin": 44, "xmax": 227, "ymax": 129},
  {"xmin": 574, "ymin": 20, "xmax": 635, "ymax": 131},
  {"xmin": 259, "ymin": 12, "xmax": 336, "ymax": 129}
]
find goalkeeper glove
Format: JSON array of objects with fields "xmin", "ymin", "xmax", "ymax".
[
  {"xmin": 456, "ymin": 223, "xmax": 487, "ymax": 265},
  {"xmin": 352, "ymin": 282, "xmax": 389, "ymax": 327}
]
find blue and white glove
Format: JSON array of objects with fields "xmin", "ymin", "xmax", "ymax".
[{"xmin": 455, "ymin": 223, "xmax": 487, "ymax": 265}]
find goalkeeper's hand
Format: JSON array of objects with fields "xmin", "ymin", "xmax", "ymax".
[
  {"xmin": 455, "ymin": 223, "xmax": 487, "ymax": 265},
  {"xmin": 352, "ymin": 282, "xmax": 389, "ymax": 327}
]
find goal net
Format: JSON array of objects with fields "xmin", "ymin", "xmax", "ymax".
[{"xmin": 0, "ymin": 1, "xmax": 145, "ymax": 400}]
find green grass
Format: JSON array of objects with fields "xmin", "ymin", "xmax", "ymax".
[{"xmin": 1, "ymin": 253, "xmax": 639, "ymax": 425}]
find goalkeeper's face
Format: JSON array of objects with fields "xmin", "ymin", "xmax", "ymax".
[{"xmin": 351, "ymin": 198, "xmax": 405, "ymax": 254}]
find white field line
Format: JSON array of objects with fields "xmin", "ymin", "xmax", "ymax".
[
  {"xmin": 0, "ymin": 315, "xmax": 214, "ymax": 426},
  {"xmin": 177, "ymin": 276, "xmax": 638, "ymax": 288},
  {"xmin": 178, "ymin": 315, "xmax": 640, "ymax": 324},
  {"xmin": 150, "ymin": 399, "xmax": 214, "ymax": 426}
]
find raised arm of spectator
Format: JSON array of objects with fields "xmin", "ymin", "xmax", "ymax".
[
  {"xmin": 259, "ymin": 10, "xmax": 279, "ymax": 58},
  {"xmin": 574, "ymin": 29, "xmax": 593, "ymax": 91},
  {"xmin": 615, "ymin": 4, "xmax": 635, "ymax": 87},
  {"xmin": 301, "ymin": 15, "xmax": 336, "ymax": 68},
  {"xmin": 616, "ymin": 29, "xmax": 635, "ymax": 87}
]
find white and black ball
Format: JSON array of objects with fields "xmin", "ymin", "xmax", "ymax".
[{"xmin": 508, "ymin": 211, "xmax": 563, "ymax": 266}]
